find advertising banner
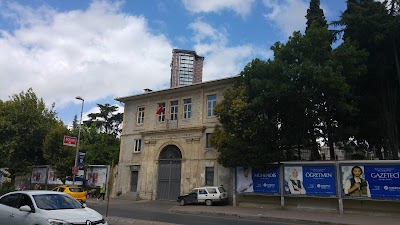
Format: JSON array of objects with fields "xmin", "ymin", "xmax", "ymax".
[
  {"xmin": 236, "ymin": 167, "xmax": 280, "ymax": 194},
  {"xmin": 342, "ymin": 165, "xmax": 400, "ymax": 199},
  {"xmin": 236, "ymin": 167, "xmax": 254, "ymax": 193},
  {"xmin": 31, "ymin": 167, "xmax": 47, "ymax": 184},
  {"xmin": 47, "ymin": 169, "xmax": 63, "ymax": 185},
  {"xmin": 285, "ymin": 165, "xmax": 336, "ymax": 196},
  {"xmin": 78, "ymin": 150, "xmax": 86, "ymax": 170},
  {"xmin": 252, "ymin": 167, "xmax": 280, "ymax": 194},
  {"xmin": 15, "ymin": 175, "xmax": 30, "ymax": 190},
  {"xmin": 91, "ymin": 167, "xmax": 108, "ymax": 187},
  {"xmin": 63, "ymin": 135, "xmax": 77, "ymax": 147},
  {"xmin": 302, "ymin": 166, "xmax": 336, "ymax": 196}
]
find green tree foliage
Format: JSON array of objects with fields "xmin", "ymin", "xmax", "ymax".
[
  {"xmin": 80, "ymin": 124, "xmax": 120, "ymax": 165},
  {"xmin": 306, "ymin": 0, "xmax": 327, "ymax": 33},
  {"xmin": 0, "ymin": 88, "xmax": 58, "ymax": 178},
  {"xmin": 336, "ymin": 0, "xmax": 400, "ymax": 159},
  {"xmin": 42, "ymin": 123, "xmax": 75, "ymax": 181},
  {"xmin": 77, "ymin": 103, "xmax": 122, "ymax": 165},
  {"xmin": 83, "ymin": 103, "xmax": 123, "ymax": 137},
  {"xmin": 213, "ymin": 4, "xmax": 367, "ymax": 167}
]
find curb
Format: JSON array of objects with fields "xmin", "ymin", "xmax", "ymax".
[
  {"xmin": 170, "ymin": 209, "xmax": 350, "ymax": 225},
  {"xmin": 105, "ymin": 216, "xmax": 180, "ymax": 225}
]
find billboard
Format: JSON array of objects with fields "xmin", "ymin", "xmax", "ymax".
[
  {"xmin": 236, "ymin": 167, "xmax": 280, "ymax": 194},
  {"xmin": 87, "ymin": 166, "xmax": 108, "ymax": 187},
  {"xmin": 47, "ymin": 169, "xmax": 63, "ymax": 185},
  {"xmin": 31, "ymin": 167, "xmax": 47, "ymax": 184},
  {"xmin": 285, "ymin": 165, "xmax": 336, "ymax": 196},
  {"xmin": 252, "ymin": 167, "xmax": 280, "ymax": 194},
  {"xmin": 342, "ymin": 165, "xmax": 400, "ymax": 199},
  {"xmin": 63, "ymin": 135, "xmax": 77, "ymax": 147}
]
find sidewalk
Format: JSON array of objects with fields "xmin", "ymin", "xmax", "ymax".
[
  {"xmin": 170, "ymin": 204, "xmax": 400, "ymax": 225},
  {"xmin": 88, "ymin": 198, "xmax": 400, "ymax": 225}
]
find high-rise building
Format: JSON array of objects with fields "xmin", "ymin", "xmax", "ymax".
[{"xmin": 170, "ymin": 49, "xmax": 204, "ymax": 88}]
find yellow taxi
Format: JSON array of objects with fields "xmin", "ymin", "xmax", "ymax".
[{"xmin": 52, "ymin": 185, "xmax": 87, "ymax": 203}]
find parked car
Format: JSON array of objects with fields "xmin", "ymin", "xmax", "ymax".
[
  {"xmin": 53, "ymin": 185, "xmax": 87, "ymax": 203},
  {"xmin": 0, "ymin": 190, "xmax": 107, "ymax": 225},
  {"xmin": 177, "ymin": 186, "xmax": 228, "ymax": 206}
]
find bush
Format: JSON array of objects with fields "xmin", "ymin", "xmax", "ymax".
[{"xmin": 0, "ymin": 181, "xmax": 15, "ymax": 196}]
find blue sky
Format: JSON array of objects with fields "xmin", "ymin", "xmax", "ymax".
[{"xmin": 0, "ymin": 0, "xmax": 360, "ymax": 126}]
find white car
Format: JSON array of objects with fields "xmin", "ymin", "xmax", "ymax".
[
  {"xmin": 0, "ymin": 190, "xmax": 107, "ymax": 225},
  {"xmin": 177, "ymin": 186, "xmax": 228, "ymax": 206}
]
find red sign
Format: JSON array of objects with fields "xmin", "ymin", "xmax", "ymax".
[
  {"xmin": 72, "ymin": 167, "xmax": 79, "ymax": 175},
  {"xmin": 63, "ymin": 136, "xmax": 77, "ymax": 147}
]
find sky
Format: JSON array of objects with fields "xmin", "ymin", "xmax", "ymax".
[{"xmin": 0, "ymin": 0, "xmax": 375, "ymax": 126}]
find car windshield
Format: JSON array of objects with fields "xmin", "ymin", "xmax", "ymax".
[
  {"xmin": 33, "ymin": 194, "xmax": 83, "ymax": 210},
  {"xmin": 69, "ymin": 187, "xmax": 83, "ymax": 192}
]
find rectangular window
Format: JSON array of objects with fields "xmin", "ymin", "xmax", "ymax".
[
  {"xmin": 206, "ymin": 133, "xmax": 213, "ymax": 148},
  {"xmin": 157, "ymin": 103, "xmax": 165, "ymax": 122},
  {"xmin": 207, "ymin": 95, "xmax": 217, "ymax": 117},
  {"xmin": 134, "ymin": 139, "xmax": 142, "ymax": 153},
  {"xmin": 170, "ymin": 100, "xmax": 178, "ymax": 121},
  {"xmin": 205, "ymin": 167, "xmax": 214, "ymax": 186},
  {"xmin": 137, "ymin": 106, "xmax": 145, "ymax": 124},
  {"xmin": 183, "ymin": 98, "xmax": 192, "ymax": 119}
]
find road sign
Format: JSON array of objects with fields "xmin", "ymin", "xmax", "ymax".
[
  {"xmin": 72, "ymin": 167, "xmax": 79, "ymax": 175},
  {"xmin": 63, "ymin": 136, "xmax": 77, "ymax": 147}
]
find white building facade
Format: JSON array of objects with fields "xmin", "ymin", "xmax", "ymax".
[{"xmin": 115, "ymin": 76, "xmax": 237, "ymax": 200}]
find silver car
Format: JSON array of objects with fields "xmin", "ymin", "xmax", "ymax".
[{"xmin": 0, "ymin": 190, "xmax": 107, "ymax": 225}]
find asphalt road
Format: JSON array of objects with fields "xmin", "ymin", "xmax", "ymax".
[{"xmin": 87, "ymin": 200, "xmax": 314, "ymax": 225}]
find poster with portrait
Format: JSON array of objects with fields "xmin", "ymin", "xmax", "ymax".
[
  {"xmin": 31, "ymin": 167, "xmax": 47, "ymax": 184},
  {"xmin": 92, "ymin": 167, "xmax": 107, "ymax": 187},
  {"xmin": 14, "ymin": 175, "xmax": 30, "ymax": 191},
  {"xmin": 342, "ymin": 165, "xmax": 400, "ymax": 199},
  {"xmin": 341, "ymin": 165, "xmax": 371, "ymax": 198},
  {"xmin": 47, "ymin": 169, "xmax": 63, "ymax": 185},
  {"xmin": 285, "ymin": 166, "xmax": 336, "ymax": 196},
  {"xmin": 284, "ymin": 166, "xmax": 306, "ymax": 195},
  {"xmin": 236, "ymin": 167, "xmax": 254, "ymax": 193},
  {"xmin": 252, "ymin": 167, "xmax": 280, "ymax": 194}
]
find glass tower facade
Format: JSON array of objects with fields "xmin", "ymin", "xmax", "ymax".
[{"xmin": 170, "ymin": 49, "xmax": 204, "ymax": 87}]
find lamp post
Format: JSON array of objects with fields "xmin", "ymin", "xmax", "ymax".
[{"xmin": 73, "ymin": 96, "xmax": 84, "ymax": 185}]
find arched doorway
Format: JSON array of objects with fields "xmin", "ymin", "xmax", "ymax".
[{"xmin": 157, "ymin": 145, "xmax": 182, "ymax": 200}]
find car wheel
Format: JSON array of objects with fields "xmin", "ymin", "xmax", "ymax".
[
  {"xmin": 180, "ymin": 199, "xmax": 186, "ymax": 206},
  {"xmin": 205, "ymin": 199, "xmax": 212, "ymax": 206}
]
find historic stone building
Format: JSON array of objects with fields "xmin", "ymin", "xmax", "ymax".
[{"xmin": 115, "ymin": 76, "xmax": 237, "ymax": 200}]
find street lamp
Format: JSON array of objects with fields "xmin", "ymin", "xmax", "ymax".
[{"xmin": 73, "ymin": 96, "xmax": 84, "ymax": 185}]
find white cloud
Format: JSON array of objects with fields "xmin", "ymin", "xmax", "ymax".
[
  {"xmin": 262, "ymin": 0, "xmax": 309, "ymax": 38},
  {"xmin": 181, "ymin": 0, "xmax": 256, "ymax": 17},
  {"xmin": 0, "ymin": 1, "xmax": 173, "ymax": 107},
  {"xmin": 188, "ymin": 19, "xmax": 272, "ymax": 80}
]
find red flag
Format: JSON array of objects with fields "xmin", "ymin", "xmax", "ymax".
[{"xmin": 156, "ymin": 106, "xmax": 164, "ymax": 114}]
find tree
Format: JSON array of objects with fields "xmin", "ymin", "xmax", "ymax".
[
  {"xmin": 81, "ymin": 124, "xmax": 120, "ymax": 165},
  {"xmin": 212, "ymin": 4, "xmax": 367, "ymax": 167},
  {"xmin": 337, "ymin": 0, "xmax": 400, "ymax": 159},
  {"xmin": 306, "ymin": 0, "xmax": 327, "ymax": 34},
  {"xmin": 83, "ymin": 103, "xmax": 123, "ymax": 137},
  {"xmin": 76, "ymin": 103, "xmax": 122, "ymax": 166},
  {"xmin": 43, "ymin": 123, "xmax": 75, "ymax": 182},
  {"xmin": 0, "ymin": 88, "xmax": 58, "ymax": 179}
]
